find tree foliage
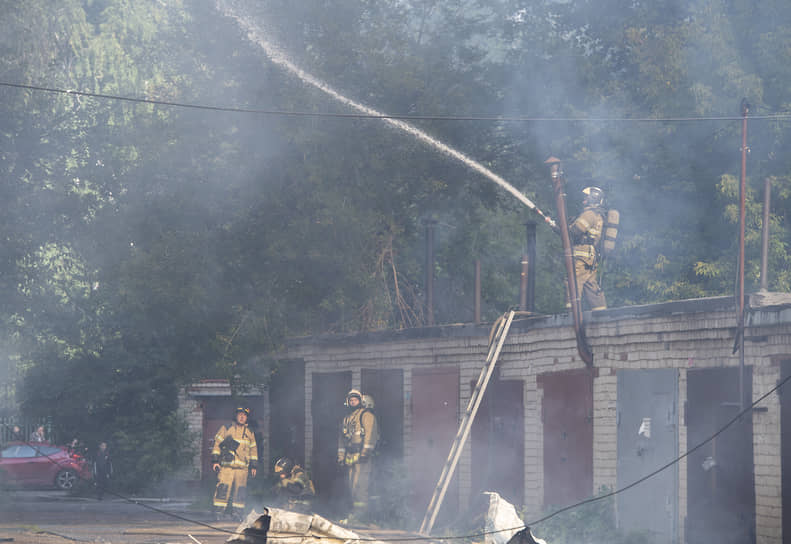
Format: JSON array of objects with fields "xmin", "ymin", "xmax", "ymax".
[{"xmin": 2, "ymin": 0, "xmax": 791, "ymax": 490}]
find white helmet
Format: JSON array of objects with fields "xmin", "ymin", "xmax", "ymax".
[{"xmin": 582, "ymin": 186, "xmax": 605, "ymax": 207}]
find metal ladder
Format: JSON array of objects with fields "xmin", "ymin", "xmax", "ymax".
[{"xmin": 419, "ymin": 310, "xmax": 517, "ymax": 534}]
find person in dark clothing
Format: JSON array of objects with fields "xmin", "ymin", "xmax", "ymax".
[
  {"xmin": 10, "ymin": 425, "xmax": 24, "ymax": 442},
  {"xmin": 93, "ymin": 442, "xmax": 112, "ymax": 499}
]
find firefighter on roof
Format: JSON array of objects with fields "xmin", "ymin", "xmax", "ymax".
[
  {"xmin": 211, "ymin": 406, "xmax": 258, "ymax": 520},
  {"xmin": 569, "ymin": 186, "xmax": 615, "ymax": 311},
  {"xmin": 337, "ymin": 389, "xmax": 378, "ymax": 520}
]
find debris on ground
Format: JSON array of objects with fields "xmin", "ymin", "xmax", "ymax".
[
  {"xmin": 228, "ymin": 507, "xmax": 391, "ymax": 544},
  {"xmin": 229, "ymin": 493, "xmax": 548, "ymax": 544},
  {"xmin": 484, "ymin": 492, "xmax": 547, "ymax": 544}
]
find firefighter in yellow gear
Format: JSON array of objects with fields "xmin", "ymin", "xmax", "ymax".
[
  {"xmin": 273, "ymin": 457, "xmax": 315, "ymax": 513},
  {"xmin": 569, "ymin": 186, "xmax": 607, "ymax": 311},
  {"xmin": 337, "ymin": 389, "xmax": 378, "ymax": 519},
  {"xmin": 211, "ymin": 406, "xmax": 258, "ymax": 519}
]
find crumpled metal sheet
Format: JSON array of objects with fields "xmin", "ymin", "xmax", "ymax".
[
  {"xmin": 484, "ymin": 492, "xmax": 525, "ymax": 544},
  {"xmin": 228, "ymin": 507, "xmax": 386, "ymax": 544},
  {"xmin": 483, "ymin": 492, "xmax": 547, "ymax": 544}
]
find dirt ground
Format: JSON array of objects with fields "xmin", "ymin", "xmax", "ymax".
[
  {"xmin": 0, "ymin": 490, "xmax": 238, "ymax": 544},
  {"xmin": 0, "ymin": 490, "xmax": 423, "ymax": 544}
]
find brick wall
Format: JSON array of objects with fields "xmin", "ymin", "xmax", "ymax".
[
  {"xmin": 177, "ymin": 390, "xmax": 203, "ymax": 479},
  {"xmin": 524, "ymin": 374, "xmax": 542, "ymax": 515},
  {"xmin": 275, "ymin": 296, "xmax": 791, "ymax": 542},
  {"xmin": 754, "ymin": 363, "xmax": 782, "ymax": 544},
  {"xmin": 593, "ymin": 368, "xmax": 617, "ymax": 493}
]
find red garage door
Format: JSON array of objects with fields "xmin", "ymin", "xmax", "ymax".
[
  {"xmin": 411, "ymin": 367, "xmax": 459, "ymax": 525},
  {"xmin": 538, "ymin": 368, "xmax": 593, "ymax": 508}
]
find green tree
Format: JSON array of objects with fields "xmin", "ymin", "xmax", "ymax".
[{"xmin": 3, "ymin": 0, "xmax": 791, "ymax": 492}]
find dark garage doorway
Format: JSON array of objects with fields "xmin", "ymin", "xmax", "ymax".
[
  {"xmin": 471, "ymin": 375, "xmax": 524, "ymax": 507},
  {"xmin": 311, "ymin": 371, "xmax": 352, "ymax": 514},
  {"xmin": 361, "ymin": 368, "xmax": 405, "ymax": 520},
  {"xmin": 687, "ymin": 366, "xmax": 755, "ymax": 544},
  {"xmin": 268, "ymin": 360, "xmax": 306, "ymax": 468},
  {"xmin": 411, "ymin": 367, "xmax": 459, "ymax": 527}
]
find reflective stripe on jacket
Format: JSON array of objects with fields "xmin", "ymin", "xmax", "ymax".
[
  {"xmin": 211, "ymin": 422, "xmax": 258, "ymax": 469},
  {"xmin": 338, "ymin": 408, "xmax": 378, "ymax": 458},
  {"xmin": 570, "ymin": 207, "xmax": 605, "ymax": 266},
  {"xmin": 570, "ymin": 208, "xmax": 605, "ymax": 246}
]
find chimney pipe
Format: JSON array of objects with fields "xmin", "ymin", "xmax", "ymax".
[
  {"xmin": 519, "ymin": 256, "xmax": 528, "ymax": 312},
  {"xmin": 525, "ymin": 222, "xmax": 537, "ymax": 312},
  {"xmin": 425, "ymin": 219, "xmax": 436, "ymax": 326},
  {"xmin": 737, "ymin": 99, "xmax": 749, "ymax": 411},
  {"xmin": 474, "ymin": 260, "xmax": 481, "ymax": 325},
  {"xmin": 760, "ymin": 177, "xmax": 771, "ymax": 291},
  {"xmin": 547, "ymin": 157, "xmax": 593, "ymax": 367}
]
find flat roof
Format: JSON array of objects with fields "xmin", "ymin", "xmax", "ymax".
[{"xmin": 285, "ymin": 293, "xmax": 791, "ymax": 348}]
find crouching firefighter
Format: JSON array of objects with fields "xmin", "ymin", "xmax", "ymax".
[
  {"xmin": 273, "ymin": 457, "xmax": 315, "ymax": 513},
  {"xmin": 337, "ymin": 389, "xmax": 378, "ymax": 521},
  {"xmin": 211, "ymin": 406, "xmax": 258, "ymax": 520}
]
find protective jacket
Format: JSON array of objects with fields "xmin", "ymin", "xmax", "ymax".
[
  {"xmin": 569, "ymin": 206, "xmax": 606, "ymax": 266},
  {"xmin": 211, "ymin": 422, "xmax": 258, "ymax": 471},
  {"xmin": 276, "ymin": 465, "xmax": 315, "ymax": 497},
  {"xmin": 337, "ymin": 407, "xmax": 378, "ymax": 464},
  {"xmin": 569, "ymin": 205, "xmax": 608, "ymax": 311}
]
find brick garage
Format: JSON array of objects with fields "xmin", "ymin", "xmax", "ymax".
[
  {"xmin": 181, "ymin": 294, "xmax": 791, "ymax": 543},
  {"xmin": 283, "ymin": 295, "xmax": 791, "ymax": 544}
]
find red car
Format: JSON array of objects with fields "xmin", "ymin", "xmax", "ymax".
[{"xmin": 0, "ymin": 442, "xmax": 92, "ymax": 490}]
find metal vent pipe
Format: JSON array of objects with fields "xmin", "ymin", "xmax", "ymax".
[
  {"xmin": 738, "ymin": 99, "xmax": 749, "ymax": 410},
  {"xmin": 547, "ymin": 157, "xmax": 593, "ymax": 367},
  {"xmin": 525, "ymin": 222, "xmax": 537, "ymax": 312},
  {"xmin": 474, "ymin": 260, "xmax": 481, "ymax": 324},
  {"xmin": 424, "ymin": 219, "xmax": 436, "ymax": 326},
  {"xmin": 760, "ymin": 177, "xmax": 771, "ymax": 291}
]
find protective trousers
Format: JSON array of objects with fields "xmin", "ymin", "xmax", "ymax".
[
  {"xmin": 213, "ymin": 467, "xmax": 249, "ymax": 511},
  {"xmin": 574, "ymin": 258, "xmax": 607, "ymax": 311},
  {"xmin": 346, "ymin": 460, "xmax": 372, "ymax": 512}
]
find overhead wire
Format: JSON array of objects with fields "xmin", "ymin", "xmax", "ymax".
[
  {"xmin": 8, "ymin": 369, "xmax": 791, "ymax": 542},
  {"xmin": 2, "ymin": 21, "xmax": 789, "ymax": 542},
  {"xmin": 4, "ymin": 81, "xmax": 791, "ymax": 123},
  {"xmin": 5, "ymin": 439, "xmax": 241, "ymax": 537},
  {"xmin": 2, "ymin": 57, "xmax": 789, "ymax": 544}
]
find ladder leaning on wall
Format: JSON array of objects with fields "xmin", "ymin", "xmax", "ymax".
[{"xmin": 418, "ymin": 310, "xmax": 517, "ymax": 535}]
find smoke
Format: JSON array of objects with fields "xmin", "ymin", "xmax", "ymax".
[
  {"xmin": 493, "ymin": 0, "xmax": 787, "ymax": 306},
  {"xmin": 0, "ymin": 345, "xmax": 18, "ymax": 417},
  {"xmin": 215, "ymin": 0, "xmax": 557, "ymax": 230}
]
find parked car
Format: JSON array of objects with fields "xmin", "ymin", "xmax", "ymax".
[{"xmin": 0, "ymin": 442, "xmax": 92, "ymax": 490}]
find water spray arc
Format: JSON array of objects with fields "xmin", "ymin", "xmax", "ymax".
[{"xmin": 216, "ymin": 0, "xmax": 557, "ymax": 230}]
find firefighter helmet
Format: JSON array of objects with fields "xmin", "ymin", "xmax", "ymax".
[
  {"xmin": 362, "ymin": 394, "xmax": 375, "ymax": 410},
  {"xmin": 345, "ymin": 389, "xmax": 362, "ymax": 406},
  {"xmin": 274, "ymin": 457, "xmax": 294, "ymax": 475},
  {"xmin": 235, "ymin": 406, "xmax": 251, "ymax": 417},
  {"xmin": 582, "ymin": 186, "xmax": 604, "ymax": 207}
]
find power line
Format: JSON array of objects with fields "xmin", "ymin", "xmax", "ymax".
[
  {"xmin": 10, "ymin": 369, "xmax": 790, "ymax": 542},
  {"xmin": 4, "ymin": 81, "xmax": 791, "ymax": 123},
  {"xmin": 525, "ymin": 369, "xmax": 791, "ymax": 528}
]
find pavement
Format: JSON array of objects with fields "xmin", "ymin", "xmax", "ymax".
[
  {"xmin": 0, "ymin": 490, "xmax": 238, "ymax": 544},
  {"xmin": 0, "ymin": 490, "xmax": 420, "ymax": 544}
]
